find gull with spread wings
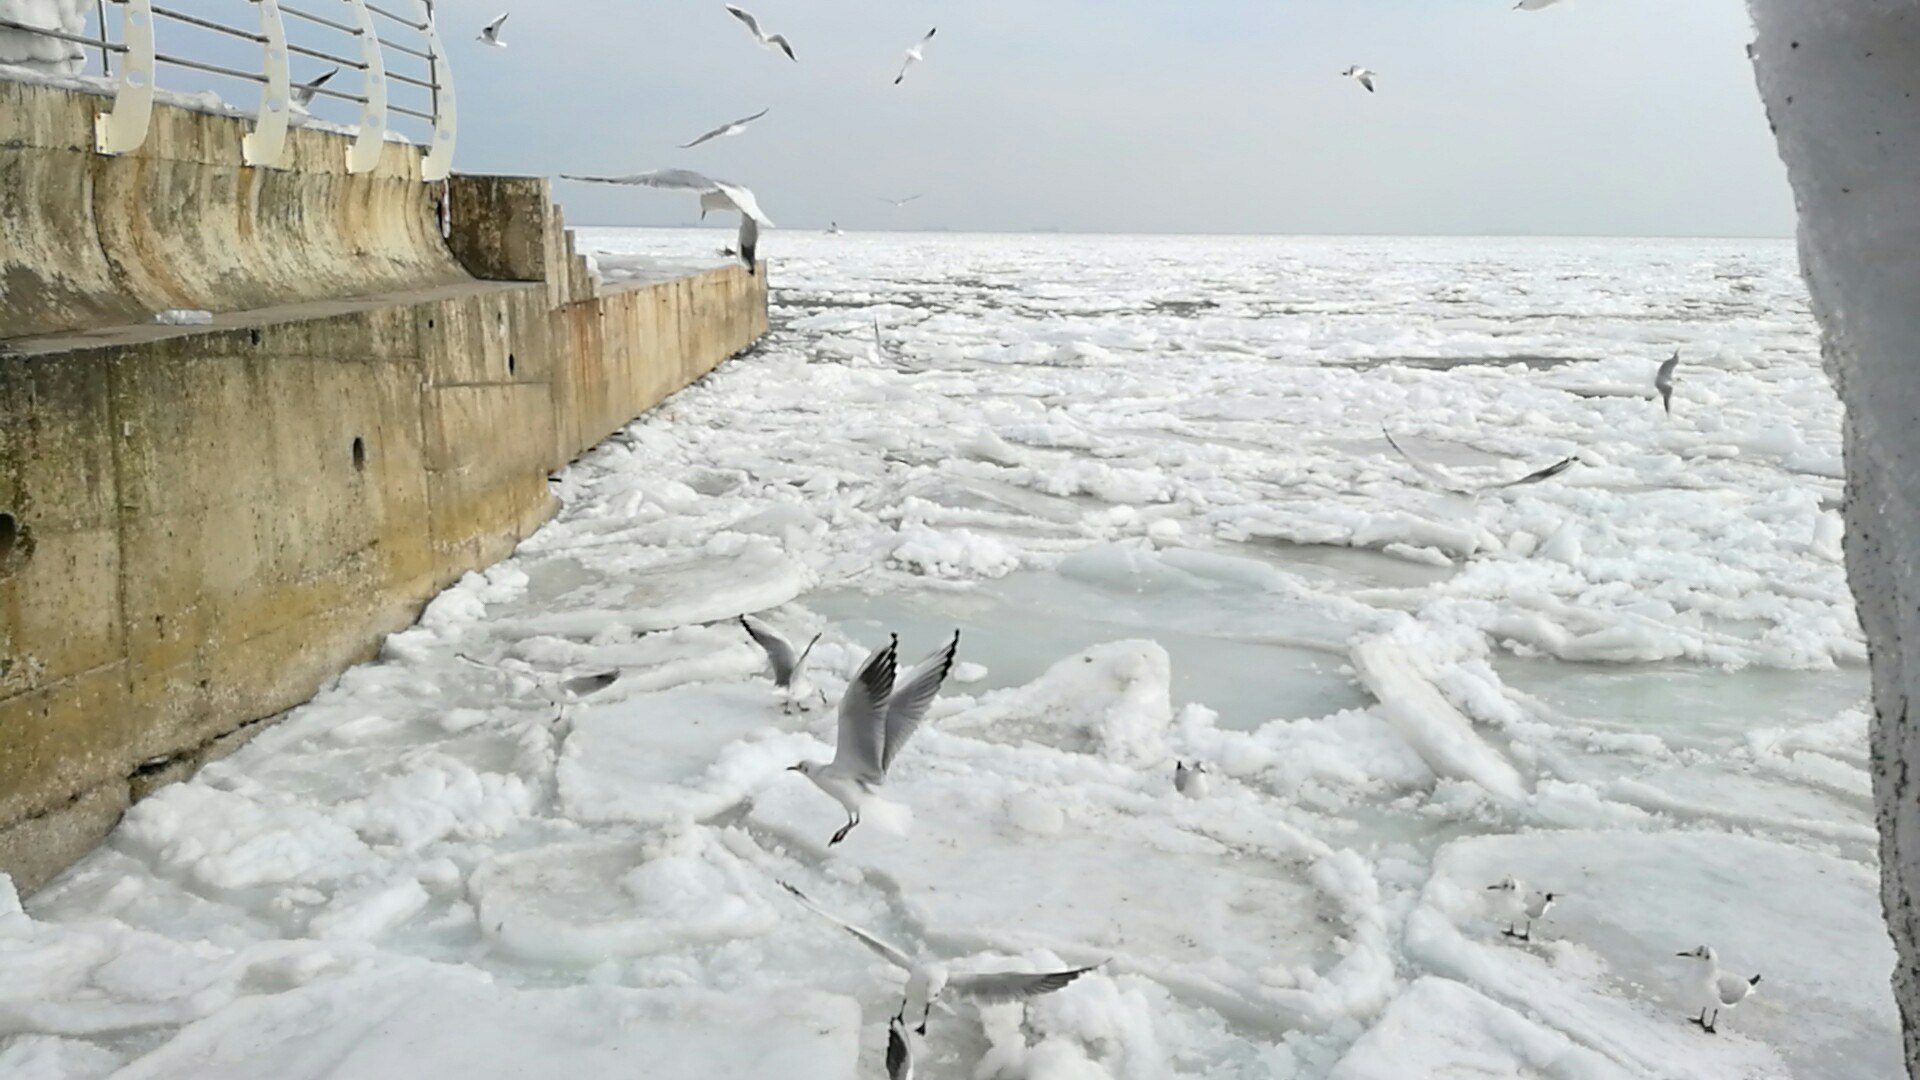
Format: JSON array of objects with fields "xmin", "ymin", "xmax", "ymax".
[{"xmin": 560, "ymin": 169, "xmax": 772, "ymax": 275}]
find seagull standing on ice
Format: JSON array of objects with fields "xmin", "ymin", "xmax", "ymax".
[
  {"xmin": 1174, "ymin": 761, "xmax": 1211, "ymax": 798},
  {"xmin": 560, "ymin": 169, "xmax": 773, "ymax": 275},
  {"xmin": 787, "ymin": 632, "xmax": 959, "ymax": 845},
  {"xmin": 1343, "ymin": 66, "xmax": 1377, "ymax": 93},
  {"xmin": 292, "ymin": 66, "xmax": 338, "ymax": 108},
  {"xmin": 726, "ymin": 5, "xmax": 797, "ymax": 62},
  {"xmin": 887, "ymin": 1017, "xmax": 915, "ymax": 1080},
  {"xmin": 681, "ymin": 107, "xmax": 771, "ymax": 149},
  {"xmin": 740, "ymin": 614, "xmax": 821, "ymax": 710},
  {"xmin": 1486, "ymin": 877, "xmax": 1535, "ymax": 938},
  {"xmin": 1655, "ymin": 350, "xmax": 1679, "ymax": 415},
  {"xmin": 894, "ymin": 28, "xmax": 936, "ymax": 85},
  {"xmin": 478, "ymin": 13, "xmax": 509, "ymax": 47},
  {"xmin": 1676, "ymin": 946, "xmax": 1761, "ymax": 1034},
  {"xmin": 1496, "ymin": 888, "xmax": 1558, "ymax": 941},
  {"xmin": 779, "ymin": 881, "xmax": 1099, "ymax": 1033}
]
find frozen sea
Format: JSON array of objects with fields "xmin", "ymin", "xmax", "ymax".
[{"xmin": 1, "ymin": 231, "xmax": 1895, "ymax": 1079}]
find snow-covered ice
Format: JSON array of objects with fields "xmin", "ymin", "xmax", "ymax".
[{"xmin": 3, "ymin": 232, "xmax": 1893, "ymax": 1078}]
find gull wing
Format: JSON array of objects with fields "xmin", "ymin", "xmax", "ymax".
[
  {"xmin": 726, "ymin": 5, "xmax": 762, "ymax": 38},
  {"xmin": 560, "ymin": 168, "xmax": 723, "ymax": 192},
  {"xmin": 1382, "ymin": 427, "xmax": 1475, "ymax": 495},
  {"xmin": 778, "ymin": 881, "xmax": 915, "ymax": 971},
  {"xmin": 1487, "ymin": 454, "xmax": 1578, "ymax": 489},
  {"xmin": 740, "ymin": 615, "xmax": 798, "ymax": 685},
  {"xmin": 833, "ymin": 637, "xmax": 896, "ymax": 783},
  {"xmin": 948, "ymin": 964, "xmax": 1099, "ymax": 1003},
  {"xmin": 1359, "ymin": 73, "xmax": 1376, "ymax": 92},
  {"xmin": 559, "ymin": 671, "xmax": 620, "ymax": 699},
  {"xmin": 1715, "ymin": 972, "xmax": 1753, "ymax": 1006},
  {"xmin": 886, "ymin": 1020, "xmax": 913, "ymax": 1080},
  {"xmin": 738, "ymin": 215, "xmax": 760, "ymax": 274},
  {"xmin": 881, "ymin": 632, "xmax": 958, "ymax": 772},
  {"xmin": 715, "ymin": 181, "xmax": 773, "ymax": 226},
  {"xmin": 769, "ymin": 33, "xmax": 796, "ymax": 61},
  {"xmin": 485, "ymin": 12, "xmax": 509, "ymax": 33},
  {"xmin": 918, "ymin": 27, "xmax": 938, "ymax": 46}
]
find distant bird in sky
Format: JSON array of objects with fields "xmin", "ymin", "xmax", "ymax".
[
  {"xmin": 879, "ymin": 195, "xmax": 924, "ymax": 208},
  {"xmin": 1677, "ymin": 946, "xmax": 1761, "ymax": 1034},
  {"xmin": 1515, "ymin": 0, "xmax": 1566, "ymax": 9},
  {"xmin": 1655, "ymin": 350, "xmax": 1679, "ymax": 414},
  {"xmin": 787, "ymin": 632, "xmax": 959, "ymax": 846},
  {"xmin": 779, "ymin": 880, "xmax": 1098, "ymax": 1033},
  {"xmin": 291, "ymin": 66, "xmax": 338, "ymax": 108},
  {"xmin": 887, "ymin": 1018, "xmax": 915, "ymax": 1080},
  {"xmin": 1343, "ymin": 66, "xmax": 1376, "ymax": 93},
  {"xmin": 681, "ymin": 107, "xmax": 771, "ymax": 149},
  {"xmin": 478, "ymin": 13, "xmax": 508, "ymax": 47},
  {"xmin": 895, "ymin": 28, "xmax": 936, "ymax": 85},
  {"xmin": 1174, "ymin": 760, "xmax": 1211, "ymax": 798},
  {"xmin": 561, "ymin": 169, "xmax": 773, "ymax": 275},
  {"xmin": 726, "ymin": 5, "xmax": 796, "ymax": 62}
]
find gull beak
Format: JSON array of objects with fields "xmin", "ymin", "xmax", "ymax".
[
  {"xmin": 1676, "ymin": 951, "xmax": 1694, "ymax": 957},
  {"xmin": 786, "ymin": 764, "xmax": 803, "ymax": 772}
]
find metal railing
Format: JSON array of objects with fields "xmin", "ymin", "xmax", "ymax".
[{"xmin": 0, "ymin": 0, "xmax": 455, "ymax": 179}]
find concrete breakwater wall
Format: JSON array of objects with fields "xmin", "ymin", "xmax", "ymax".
[{"xmin": 0, "ymin": 79, "xmax": 767, "ymax": 889}]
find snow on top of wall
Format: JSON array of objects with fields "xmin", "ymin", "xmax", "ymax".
[{"xmin": 0, "ymin": 0, "xmax": 87, "ymax": 75}]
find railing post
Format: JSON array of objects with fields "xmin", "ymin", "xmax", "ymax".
[
  {"xmin": 343, "ymin": 0, "xmax": 385, "ymax": 174},
  {"xmin": 242, "ymin": 0, "xmax": 291, "ymax": 168},
  {"xmin": 94, "ymin": 0, "xmax": 155, "ymax": 155},
  {"xmin": 418, "ymin": 0, "xmax": 453, "ymax": 182}
]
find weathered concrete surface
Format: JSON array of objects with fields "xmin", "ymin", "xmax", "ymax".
[
  {"xmin": 0, "ymin": 90, "xmax": 769, "ymax": 891},
  {"xmin": 0, "ymin": 78, "xmax": 466, "ymax": 339}
]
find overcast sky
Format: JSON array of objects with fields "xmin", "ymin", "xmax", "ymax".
[{"xmin": 416, "ymin": 1, "xmax": 1789, "ymax": 236}]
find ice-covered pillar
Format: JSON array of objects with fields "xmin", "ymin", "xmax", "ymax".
[
  {"xmin": 0, "ymin": 0, "xmax": 89, "ymax": 74},
  {"xmin": 1747, "ymin": 2, "xmax": 1920, "ymax": 1071}
]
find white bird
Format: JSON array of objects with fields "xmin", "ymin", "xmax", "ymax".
[
  {"xmin": 1656, "ymin": 350, "xmax": 1679, "ymax": 415},
  {"xmin": 879, "ymin": 194, "xmax": 924, "ymax": 208},
  {"xmin": 560, "ymin": 169, "xmax": 772, "ymax": 276},
  {"xmin": 1505, "ymin": 889, "xmax": 1558, "ymax": 941},
  {"xmin": 726, "ymin": 5, "xmax": 796, "ymax": 62},
  {"xmin": 787, "ymin": 632, "xmax": 959, "ymax": 846},
  {"xmin": 740, "ymin": 614, "xmax": 822, "ymax": 710},
  {"xmin": 1382, "ymin": 426, "xmax": 1578, "ymax": 495},
  {"xmin": 1676, "ymin": 946, "xmax": 1761, "ymax": 1034},
  {"xmin": 1485, "ymin": 876, "xmax": 1533, "ymax": 937},
  {"xmin": 779, "ymin": 881, "xmax": 1099, "ymax": 1033},
  {"xmin": 681, "ymin": 107, "xmax": 770, "ymax": 149},
  {"xmin": 454, "ymin": 654, "xmax": 619, "ymax": 713},
  {"xmin": 1515, "ymin": 0, "xmax": 1566, "ymax": 9},
  {"xmin": 1174, "ymin": 760, "xmax": 1211, "ymax": 798},
  {"xmin": 478, "ymin": 13, "xmax": 508, "ymax": 47},
  {"xmin": 1343, "ymin": 66, "xmax": 1377, "ymax": 93},
  {"xmin": 887, "ymin": 1017, "xmax": 915, "ymax": 1080},
  {"xmin": 894, "ymin": 28, "xmax": 936, "ymax": 85},
  {"xmin": 292, "ymin": 66, "xmax": 338, "ymax": 108}
]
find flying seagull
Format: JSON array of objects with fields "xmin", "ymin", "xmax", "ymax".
[
  {"xmin": 292, "ymin": 66, "xmax": 338, "ymax": 108},
  {"xmin": 1677, "ymin": 946, "xmax": 1761, "ymax": 1034},
  {"xmin": 1655, "ymin": 350, "xmax": 1679, "ymax": 414},
  {"xmin": 726, "ymin": 5, "xmax": 796, "ymax": 62},
  {"xmin": 478, "ymin": 12, "xmax": 508, "ymax": 47},
  {"xmin": 1382, "ymin": 426, "xmax": 1578, "ymax": 495},
  {"xmin": 787, "ymin": 632, "xmax": 959, "ymax": 846},
  {"xmin": 878, "ymin": 194, "xmax": 924, "ymax": 208},
  {"xmin": 779, "ymin": 881, "xmax": 1099, "ymax": 1033},
  {"xmin": 895, "ymin": 28, "xmax": 936, "ymax": 85},
  {"xmin": 1515, "ymin": 0, "xmax": 1566, "ymax": 9},
  {"xmin": 682, "ymin": 107, "xmax": 770, "ymax": 149},
  {"xmin": 560, "ymin": 169, "xmax": 772, "ymax": 275},
  {"xmin": 1343, "ymin": 66, "xmax": 1376, "ymax": 93},
  {"xmin": 454, "ymin": 654, "xmax": 619, "ymax": 711},
  {"xmin": 1174, "ymin": 761, "xmax": 1210, "ymax": 798},
  {"xmin": 887, "ymin": 1017, "xmax": 915, "ymax": 1080},
  {"xmin": 740, "ymin": 614, "xmax": 822, "ymax": 709}
]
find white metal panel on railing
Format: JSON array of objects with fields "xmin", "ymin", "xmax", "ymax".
[
  {"xmin": 1, "ymin": 0, "xmax": 454, "ymax": 179},
  {"xmin": 94, "ymin": 0, "xmax": 156, "ymax": 155},
  {"xmin": 241, "ymin": 0, "xmax": 291, "ymax": 167}
]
